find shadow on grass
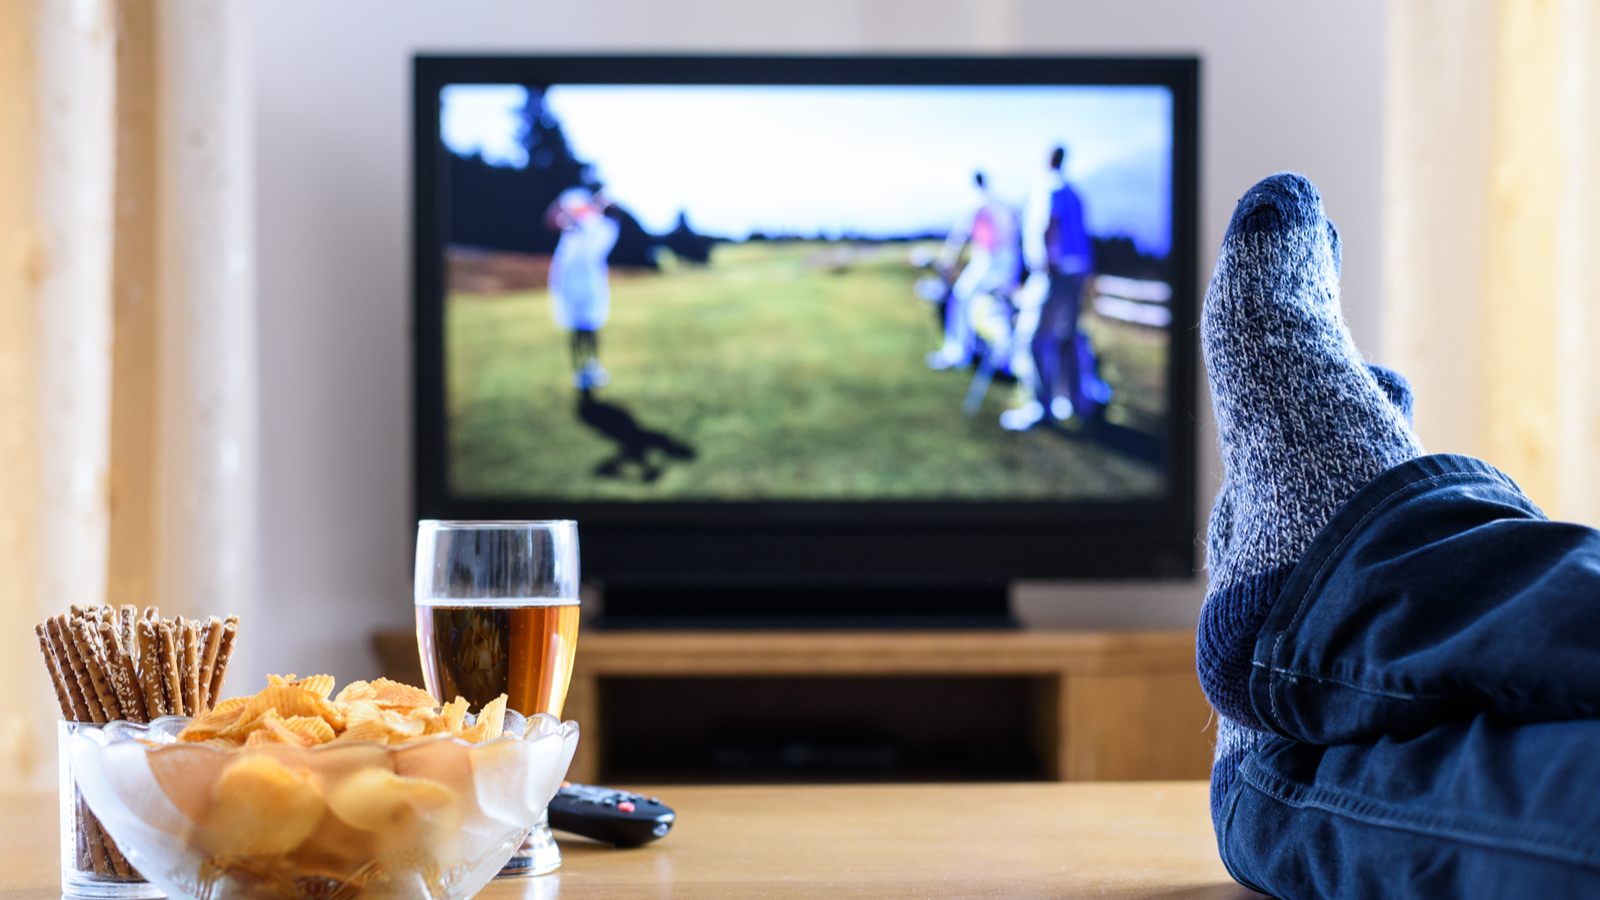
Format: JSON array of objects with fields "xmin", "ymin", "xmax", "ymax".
[
  {"xmin": 1051, "ymin": 410, "xmax": 1164, "ymax": 467},
  {"xmin": 577, "ymin": 390, "xmax": 697, "ymax": 483}
]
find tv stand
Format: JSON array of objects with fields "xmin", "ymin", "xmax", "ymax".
[
  {"xmin": 597, "ymin": 582, "xmax": 1016, "ymax": 629},
  {"xmin": 562, "ymin": 629, "xmax": 1211, "ymax": 784}
]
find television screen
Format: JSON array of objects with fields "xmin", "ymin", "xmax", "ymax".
[{"xmin": 415, "ymin": 57, "xmax": 1198, "ymax": 598}]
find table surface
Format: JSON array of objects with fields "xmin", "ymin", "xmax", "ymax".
[{"xmin": 0, "ymin": 783, "xmax": 1261, "ymax": 899}]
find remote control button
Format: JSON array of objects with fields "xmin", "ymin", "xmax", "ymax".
[
  {"xmin": 618, "ymin": 801, "xmax": 636, "ymax": 812},
  {"xmin": 649, "ymin": 797, "xmax": 661, "ymax": 804}
]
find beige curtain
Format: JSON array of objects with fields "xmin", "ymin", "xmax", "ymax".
[
  {"xmin": 0, "ymin": 0, "xmax": 256, "ymax": 789},
  {"xmin": 1388, "ymin": 0, "xmax": 1600, "ymax": 523}
]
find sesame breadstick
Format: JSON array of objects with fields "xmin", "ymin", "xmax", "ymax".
[
  {"xmin": 103, "ymin": 837, "xmax": 132, "ymax": 878},
  {"xmin": 197, "ymin": 617, "xmax": 224, "ymax": 712},
  {"xmin": 70, "ymin": 617, "xmax": 122, "ymax": 722},
  {"xmin": 36, "ymin": 624, "xmax": 79, "ymax": 720},
  {"xmin": 180, "ymin": 617, "xmax": 201, "ymax": 716},
  {"xmin": 78, "ymin": 799, "xmax": 111, "ymax": 876},
  {"xmin": 208, "ymin": 615, "xmax": 239, "ymax": 703},
  {"xmin": 99, "ymin": 620, "xmax": 146, "ymax": 724},
  {"xmin": 136, "ymin": 619, "xmax": 169, "ymax": 719},
  {"xmin": 157, "ymin": 621, "xmax": 184, "ymax": 716},
  {"xmin": 53, "ymin": 617, "xmax": 105, "ymax": 723},
  {"xmin": 118, "ymin": 605, "xmax": 138, "ymax": 671}
]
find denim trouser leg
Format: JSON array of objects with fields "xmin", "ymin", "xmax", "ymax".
[{"xmin": 1220, "ymin": 454, "xmax": 1600, "ymax": 899}]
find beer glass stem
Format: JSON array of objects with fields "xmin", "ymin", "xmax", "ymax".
[{"xmin": 499, "ymin": 812, "xmax": 560, "ymax": 877}]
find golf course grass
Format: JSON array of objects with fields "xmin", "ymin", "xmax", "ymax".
[{"xmin": 445, "ymin": 240, "xmax": 1167, "ymax": 502}]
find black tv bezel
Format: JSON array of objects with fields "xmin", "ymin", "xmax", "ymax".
[{"xmin": 414, "ymin": 54, "xmax": 1200, "ymax": 586}]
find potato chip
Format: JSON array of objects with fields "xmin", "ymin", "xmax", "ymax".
[
  {"xmin": 284, "ymin": 715, "xmax": 336, "ymax": 745},
  {"xmin": 291, "ymin": 674, "xmax": 335, "ymax": 699},
  {"xmin": 377, "ymin": 712, "xmax": 427, "ymax": 744},
  {"xmin": 335, "ymin": 681, "xmax": 376, "ymax": 703},
  {"xmin": 335, "ymin": 718, "xmax": 396, "ymax": 744},
  {"xmin": 237, "ymin": 685, "xmax": 326, "ymax": 724},
  {"xmin": 203, "ymin": 755, "xmax": 324, "ymax": 856},
  {"xmin": 370, "ymin": 679, "xmax": 437, "ymax": 710},
  {"xmin": 244, "ymin": 728, "xmax": 284, "ymax": 747},
  {"xmin": 469, "ymin": 695, "xmax": 507, "ymax": 743},
  {"xmin": 171, "ymin": 674, "xmax": 475, "ymax": 750},
  {"xmin": 326, "ymin": 768, "xmax": 456, "ymax": 832},
  {"xmin": 440, "ymin": 697, "xmax": 469, "ymax": 734},
  {"xmin": 178, "ymin": 703, "xmax": 247, "ymax": 742}
]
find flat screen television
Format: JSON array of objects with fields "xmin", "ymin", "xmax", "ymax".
[{"xmin": 414, "ymin": 55, "xmax": 1199, "ymax": 626}]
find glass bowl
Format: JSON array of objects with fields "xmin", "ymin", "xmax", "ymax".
[{"xmin": 69, "ymin": 711, "xmax": 578, "ymax": 900}]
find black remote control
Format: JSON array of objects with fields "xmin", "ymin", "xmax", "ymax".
[{"xmin": 548, "ymin": 783, "xmax": 675, "ymax": 847}]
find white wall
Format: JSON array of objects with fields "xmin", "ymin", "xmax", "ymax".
[{"xmin": 252, "ymin": 0, "xmax": 1387, "ymax": 681}]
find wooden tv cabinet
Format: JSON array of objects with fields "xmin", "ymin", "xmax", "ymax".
[
  {"xmin": 374, "ymin": 628, "xmax": 1214, "ymax": 784},
  {"xmin": 562, "ymin": 629, "xmax": 1212, "ymax": 784}
]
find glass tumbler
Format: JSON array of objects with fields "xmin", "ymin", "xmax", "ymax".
[
  {"xmin": 59, "ymin": 720, "xmax": 164, "ymax": 899},
  {"xmin": 414, "ymin": 520, "xmax": 581, "ymax": 877}
]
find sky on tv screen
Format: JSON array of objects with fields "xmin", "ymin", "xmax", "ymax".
[{"xmin": 441, "ymin": 84, "xmax": 1172, "ymax": 257}]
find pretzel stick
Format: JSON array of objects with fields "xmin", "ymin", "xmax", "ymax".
[
  {"xmin": 52, "ymin": 617, "xmax": 105, "ymax": 723},
  {"xmin": 99, "ymin": 620, "xmax": 146, "ymax": 724},
  {"xmin": 196, "ymin": 617, "xmax": 224, "ymax": 712},
  {"xmin": 37, "ymin": 624, "xmax": 83, "ymax": 720},
  {"xmin": 77, "ymin": 797, "xmax": 111, "ymax": 876},
  {"xmin": 69, "ymin": 604, "xmax": 88, "ymax": 621},
  {"xmin": 208, "ymin": 615, "xmax": 239, "ymax": 703},
  {"xmin": 70, "ymin": 617, "xmax": 122, "ymax": 721},
  {"xmin": 76, "ymin": 806, "xmax": 92, "ymax": 872},
  {"xmin": 118, "ymin": 605, "xmax": 138, "ymax": 671},
  {"xmin": 136, "ymin": 619, "xmax": 168, "ymax": 719},
  {"xmin": 158, "ymin": 621, "xmax": 183, "ymax": 716},
  {"xmin": 180, "ymin": 618, "xmax": 201, "ymax": 716},
  {"xmin": 101, "ymin": 825, "xmax": 132, "ymax": 878},
  {"xmin": 143, "ymin": 606, "xmax": 158, "ymax": 621}
]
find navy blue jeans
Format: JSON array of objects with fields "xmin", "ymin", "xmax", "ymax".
[{"xmin": 1219, "ymin": 454, "xmax": 1600, "ymax": 899}]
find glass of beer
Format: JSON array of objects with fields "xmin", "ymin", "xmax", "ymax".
[{"xmin": 414, "ymin": 520, "xmax": 580, "ymax": 877}]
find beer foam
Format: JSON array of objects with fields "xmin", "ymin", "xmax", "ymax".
[{"xmin": 413, "ymin": 596, "xmax": 580, "ymax": 607}]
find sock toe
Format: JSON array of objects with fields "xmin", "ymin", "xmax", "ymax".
[{"xmin": 1226, "ymin": 172, "xmax": 1325, "ymax": 238}]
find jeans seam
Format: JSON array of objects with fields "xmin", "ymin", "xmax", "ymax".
[
  {"xmin": 1256, "ymin": 467, "xmax": 1535, "ymax": 733},
  {"xmin": 1218, "ymin": 750, "xmax": 1274, "ymax": 896},
  {"xmin": 1258, "ymin": 664, "xmax": 1448, "ymax": 701},
  {"xmin": 1261, "ymin": 662, "xmax": 1600, "ymax": 721},
  {"xmin": 1242, "ymin": 753, "xmax": 1600, "ymax": 871}
]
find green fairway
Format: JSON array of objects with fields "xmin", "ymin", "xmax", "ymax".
[{"xmin": 445, "ymin": 241, "xmax": 1166, "ymax": 501}]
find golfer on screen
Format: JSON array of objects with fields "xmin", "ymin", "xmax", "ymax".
[{"xmin": 546, "ymin": 186, "xmax": 621, "ymax": 391}]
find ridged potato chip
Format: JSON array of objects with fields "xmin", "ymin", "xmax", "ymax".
[
  {"xmin": 284, "ymin": 715, "xmax": 337, "ymax": 744},
  {"xmin": 325, "ymin": 768, "xmax": 456, "ymax": 833},
  {"xmin": 237, "ymin": 685, "xmax": 326, "ymax": 724},
  {"xmin": 335, "ymin": 681, "xmax": 376, "ymax": 703},
  {"xmin": 370, "ymin": 679, "xmax": 437, "ymax": 710},
  {"xmin": 174, "ymin": 674, "xmax": 509, "ymax": 749},
  {"xmin": 202, "ymin": 755, "xmax": 324, "ymax": 856},
  {"xmin": 290, "ymin": 674, "xmax": 336, "ymax": 699}
]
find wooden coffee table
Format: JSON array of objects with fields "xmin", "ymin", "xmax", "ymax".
[{"xmin": 0, "ymin": 781, "xmax": 1258, "ymax": 899}]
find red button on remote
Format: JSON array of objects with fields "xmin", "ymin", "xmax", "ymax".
[{"xmin": 617, "ymin": 801, "xmax": 636, "ymax": 813}]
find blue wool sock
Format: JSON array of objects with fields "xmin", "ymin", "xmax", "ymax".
[
  {"xmin": 1203, "ymin": 361, "xmax": 1414, "ymax": 819},
  {"xmin": 1197, "ymin": 173, "xmax": 1423, "ymax": 735},
  {"xmin": 1202, "ymin": 364, "xmax": 1416, "ymax": 825}
]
